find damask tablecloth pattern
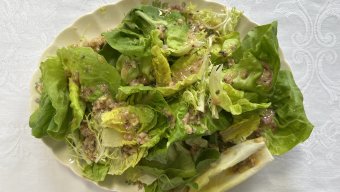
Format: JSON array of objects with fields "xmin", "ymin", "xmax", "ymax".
[{"xmin": 0, "ymin": 0, "xmax": 339, "ymax": 192}]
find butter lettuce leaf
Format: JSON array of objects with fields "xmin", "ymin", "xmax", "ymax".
[
  {"xmin": 116, "ymin": 54, "xmax": 154, "ymax": 85},
  {"xmin": 29, "ymin": 92, "xmax": 56, "ymax": 138},
  {"xmin": 220, "ymin": 113, "xmax": 260, "ymax": 144},
  {"xmin": 104, "ymin": 28, "xmax": 152, "ymax": 57},
  {"xmin": 117, "ymin": 86, "xmax": 168, "ymax": 111},
  {"xmin": 107, "ymin": 147, "xmax": 147, "ymax": 175},
  {"xmin": 210, "ymin": 32, "xmax": 240, "ymax": 64},
  {"xmin": 83, "ymin": 163, "xmax": 110, "ymax": 182},
  {"xmin": 186, "ymin": 4, "xmax": 241, "ymax": 35},
  {"xmin": 58, "ymin": 47, "xmax": 121, "ymax": 102},
  {"xmin": 103, "ymin": 5, "xmax": 165, "ymax": 57},
  {"xmin": 263, "ymin": 70, "xmax": 313, "ymax": 155},
  {"xmin": 30, "ymin": 57, "xmax": 71, "ymax": 139},
  {"xmin": 209, "ymin": 65, "xmax": 270, "ymax": 116},
  {"xmin": 157, "ymin": 49, "xmax": 210, "ymax": 97},
  {"xmin": 101, "ymin": 105, "xmax": 157, "ymax": 134},
  {"xmin": 141, "ymin": 137, "xmax": 222, "ymax": 192},
  {"xmin": 229, "ymin": 22, "xmax": 280, "ymax": 95},
  {"xmin": 98, "ymin": 43, "xmax": 121, "ymax": 66},
  {"xmin": 224, "ymin": 52, "xmax": 264, "ymax": 92},
  {"xmin": 116, "ymin": 54, "xmax": 141, "ymax": 85},
  {"xmin": 69, "ymin": 79, "xmax": 86, "ymax": 131},
  {"xmin": 140, "ymin": 142, "xmax": 197, "ymax": 191},
  {"xmin": 125, "ymin": 5, "xmax": 167, "ymax": 35},
  {"xmin": 151, "ymin": 45, "xmax": 172, "ymax": 86},
  {"xmin": 103, "ymin": 112, "xmax": 169, "ymax": 175},
  {"xmin": 165, "ymin": 11, "xmax": 191, "ymax": 56},
  {"xmin": 166, "ymin": 101, "xmax": 231, "ymax": 146}
]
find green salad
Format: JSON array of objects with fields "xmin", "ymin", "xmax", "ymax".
[{"xmin": 30, "ymin": 2, "xmax": 313, "ymax": 192}]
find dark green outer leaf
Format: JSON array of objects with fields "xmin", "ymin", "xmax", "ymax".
[
  {"xmin": 38, "ymin": 57, "xmax": 71, "ymax": 139},
  {"xmin": 264, "ymin": 70, "xmax": 313, "ymax": 155},
  {"xmin": 195, "ymin": 148, "xmax": 220, "ymax": 173},
  {"xmin": 104, "ymin": 28, "xmax": 151, "ymax": 57},
  {"xmin": 29, "ymin": 93, "xmax": 55, "ymax": 138},
  {"xmin": 98, "ymin": 43, "xmax": 121, "ymax": 66}
]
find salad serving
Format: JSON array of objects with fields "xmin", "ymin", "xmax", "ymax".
[{"xmin": 29, "ymin": 1, "xmax": 313, "ymax": 192}]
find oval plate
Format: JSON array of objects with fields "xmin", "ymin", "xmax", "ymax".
[{"xmin": 29, "ymin": 0, "xmax": 291, "ymax": 191}]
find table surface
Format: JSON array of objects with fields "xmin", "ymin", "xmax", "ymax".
[{"xmin": 1, "ymin": 0, "xmax": 339, "ymax": 191}]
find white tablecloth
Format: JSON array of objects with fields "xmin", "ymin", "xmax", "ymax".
[{"xmin": 1, "ymin": 0, "xmax": 339, "ymax": 191}]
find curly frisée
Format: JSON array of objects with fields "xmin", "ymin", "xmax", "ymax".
[{"xmin": 29, "ymin": 2, "xmax": 313, "ymax": 192}]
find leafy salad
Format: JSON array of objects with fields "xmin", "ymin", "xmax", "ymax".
[{"xmin": 29, "ymin": 2, "xmax": 313, "ymax": 192}]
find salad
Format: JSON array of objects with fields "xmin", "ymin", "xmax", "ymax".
[{"xmin": 29, "ymin": 2, "xmax": 313, "ymax": 192}]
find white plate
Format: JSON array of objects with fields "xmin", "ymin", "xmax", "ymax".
[{"xmin": 29, "ymin": 0, "xmax": 291, "ymax": 191}]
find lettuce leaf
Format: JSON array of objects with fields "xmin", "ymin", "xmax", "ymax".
[
  {"xmin": 126, "ymin": 5, "xmax": 167, "ymax": 35},
  {"xmin": 104, "ymin": 112, "xmax": 169, "ymax": 175},
  {"xmin": 141, "ymin": 137, "xmax": 223, "ymax": 192},
  {"xmin": 30, "ymin": 57, "xmax": 71, "ymax": 139},
  {"xmin": 29, "ymin": 92, "xmax": 56, "ymax": 138},
  {"xmin": 103, "ymin": 5, "xmax": 165, "ymax": 57},
  {"xmin": 151, "ymin": 45, "xmax": 172, "ymax": 86},
  {"xmin": 263, "ymin": 70, "xmax": 313, "ymax": 155},
  {"xmin": 220, "ymin": 113, "xmax": 260, "ymax": 144},
  {"xmin": 171, "ymin": 53, "xmax": 202, "ymax": 82},
  {"xmin": 230, "ymin": 22, "xmax": 280, "ymax": 95},
  {"xmin": 224, "ymin": 52, "xmax": 264, "ymax": 92},
  {"xmin": 107, "ymin": 147, "xmax": 147, "ymax": 175},
  {"xmin": 30, "ymin": 47, "xmax": 121, "ymax": 138},
  {"xmin": 116, "ymin": 85, "xmax": 154, "ymax": 100},
  {"xmin": 209, "ymin": 65, "xmax": 270, "ymax": 116},
  {"xmin": 69, "ymin": 79, "xmax": 86, "ymax": 131},
  {"xmin": 164, "ymin": 11, "xmax": 191, "ymax": 56},
  {"xmin": 210, "ymin": 32, "xmax": 240, "ymax": 64},
  {"xmin": 58, "ymin": 47, "xmax": 121, "ymax": 102},
  {"xmin": 165, "ymin": 151, "xmax": 196, "ymax": 180},
  {"xmin": 142, "ymin": 113, "xmax": 169, "ymax": 148},
  {"xmin": 144, "ymin": 182, "xmax": 162, "ymax": 192},
  {"xmin": 104, "ymin": 4, "xmax": 195, "ymax": 58},
  {"xmin": 166, "ymin": 101, "xmax": 231, "ymax": 145},
  {"xmin": 101, "ymin": 105, "xmax": 157, "ymax": 134},
  {"xmin": 104, "ymin": 28, "xmax": 152, "ymax": 57},
  {"xmin": 98, "ymin": 43, "xmax": 121, "ymax": 66},
  {"xmin": 130, "ymin": 6, "xmax": 193, "ymax": 56},
  {"xmin": 116, "ymin": 54, "xmax": 141, "ymax": 85},
  {"xmin": 240, "ymin": 22, "xmax": 279, "ymax": 68},
  {"xmin": 157, "ymin": 49, "xmax": 210, "ymax": 97},
  {"xmin": 83, "ymin": 163, "xmax": 110, "ymax": 182},
  {"xmin": 185, "ymin": 4, "xmax": 241, "ymax": 35},
  {"xmin": 194, "ymin": 148, "xmax": 220, "ymax": 173},
  {"xmin": 117, "ymin": 86, "xmax": 168, "ymax": 111},
  {"xmin": 144, "ymin": 139, "xmax": 169, "ymax": 164},
  {"xmin": 140, "ymin": 142, "xmax": 197, "ymax": 191},
  {"xmin": 166, "ymin": 102, "xmax": 189, "ymax": 145},
  {"xmin": 157, "ymin": 75, "xmax": 200, "ymax": 97},
  {"xmin": 116, "ymin": 54, "xmax": 155, "ymax": 85},
  {"xmin": 182, "ymin": 88, "xmax": 200, "ymax": 111}
]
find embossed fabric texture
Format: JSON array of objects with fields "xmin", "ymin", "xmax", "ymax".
[{"xmin": 0, "ymin": 0, "xmax": 339, "ymax": 191}]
